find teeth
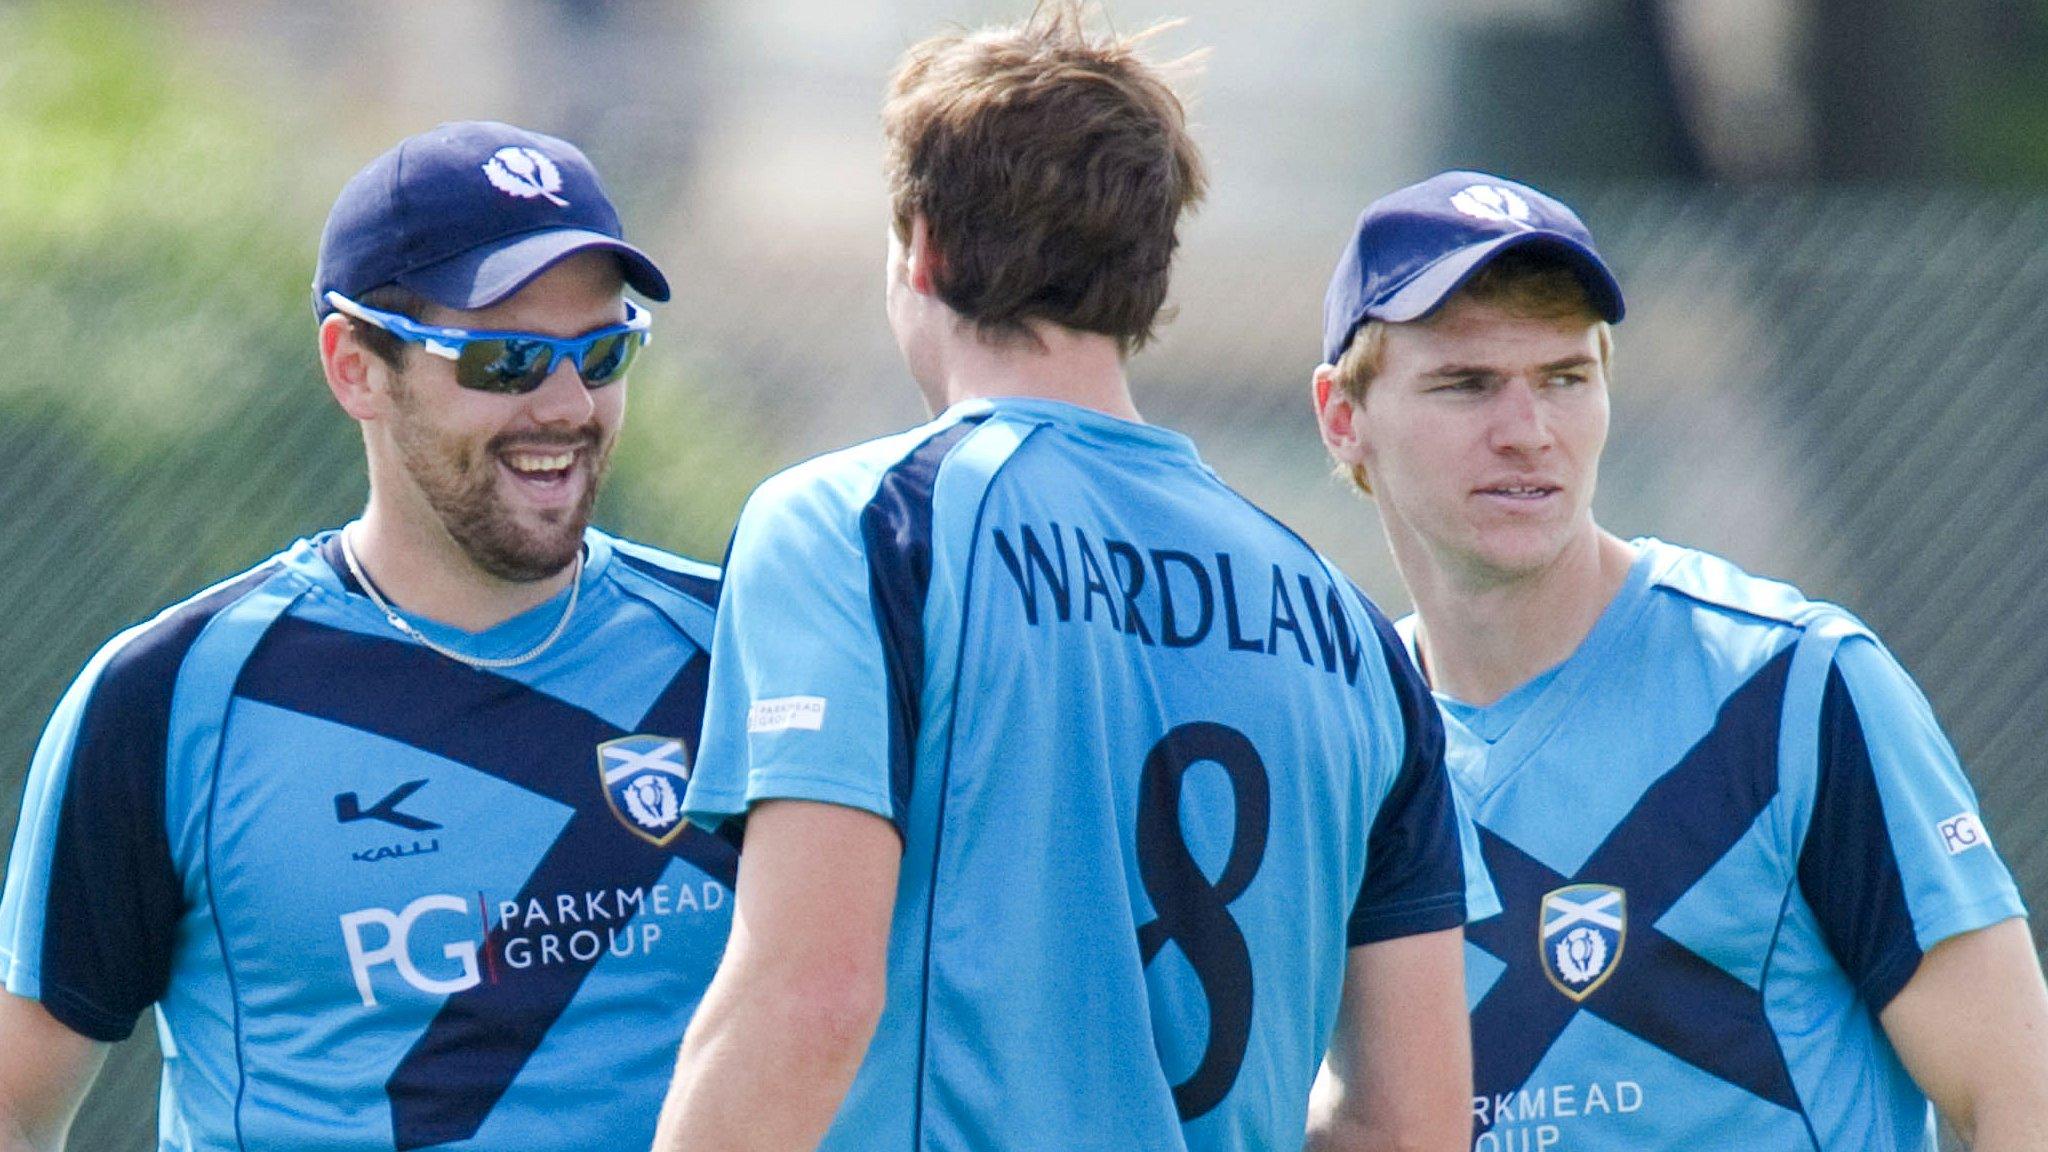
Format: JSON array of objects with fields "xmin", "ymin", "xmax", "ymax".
[{"xmin": 505, "ymin": 450, "xmax": 575, "ymax": 474}]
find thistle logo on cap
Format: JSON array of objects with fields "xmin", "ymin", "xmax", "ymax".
[
  {"xmin": 483, "ymin": 146, "xmax": 570, "ymax": 208},
  {"xmin": 1450, "ymin": 184, "xmax": 1532, "ymax": 226},
  {"xmin": 1320, "ymin": 169, "xmax": 1626, "ymax": 364},
  {"xmin": 312, "ymin": 120, "xmax": 672, "ymax": 317}
]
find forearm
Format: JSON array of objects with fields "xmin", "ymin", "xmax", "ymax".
[
  {"xmin": 1311, "ymin": 930, "xmax": 1472, "ymax": 1152},
  {"xmin": 653, "ymin": 968, "xmax": 881, "ymax": 1152},
  {"xmin": 1308, "ymin": 1098, "xmax": 1465, "ymax": 1152},
  {"xmin": 654, "ymin": 800, "xmax": 900, "ymax": 1151},
  {"xmin": 1881, "ymin": 920, "xmax": 2048, "ymax": 1152},
  {"xmin": 1945, "ymin": 1039, "xmax": 2048, "ymax": 1152},
  {"xmin": 1306, "ymin": 1104, "xmax": 1407, "ymax": 1152},
  {"xmin": 1964, "ymin": 1107, "xmax": 2048, "ymax": 1152},
  {"xmin": 0, "ymin": 994, "xmax": 105, "ymax": 1152},
  {"xmin": 0, "ymin": 1117, "xmax": 50, "ymax": 1152},
  {"xmin": 0, "ymin": 1100, "xmax": 74, "ymax": 1152},
  {"xmin": 1304, "ymin": 1114, "xmax": 1369, "ymax": 1152},
  {"xmin": 1309, "ymin": 1104, "xmax": 1466, "ymax": 1152}
]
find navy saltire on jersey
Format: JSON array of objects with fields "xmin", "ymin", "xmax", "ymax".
[
  {"xmin": 1419, "ymin": 538, "xmax": 2025, "ymax": 1152},
  {"xmin": 684, "ymin": 397, "xmax": 1490, "ymax": 1152},
  {"xmin": 0, "ymin": 528, "xmax": 735, "ymax": 1152}
]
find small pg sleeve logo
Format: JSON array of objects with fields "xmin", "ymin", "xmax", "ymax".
[
  {"xmin": 1937, "ymin": 812, "xmax": 1991, "ymax": 856},
  {"xmin": 748, "ymin": 695, "xmax": 827, "ymax": 733}
]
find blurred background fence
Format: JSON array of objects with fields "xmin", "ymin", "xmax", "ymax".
[{"xmin": 2, "ymin": 1, "xmax": 2044, "ymax": 1149}]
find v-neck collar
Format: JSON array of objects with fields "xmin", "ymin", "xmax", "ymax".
[{"xmin": 1407, "ymin": 542, "xmax": 1660, "ymax": 799}]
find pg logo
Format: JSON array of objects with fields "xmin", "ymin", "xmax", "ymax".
[
  {"xmin": 1938, "ymin": 812, "xmax": 1990, "ymax": 856},
  {"xmin": 339, "ymin": 894, "xmax": 483, "ymax": 1007},
  {"xmin": 1540, "ymin": 883, "xmax": 1626, "ymax": 1001}
]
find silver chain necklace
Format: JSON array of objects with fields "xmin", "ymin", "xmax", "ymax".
[{"xmin": 339, "ymin": 526, "xmax": 582, "ymax": 670}]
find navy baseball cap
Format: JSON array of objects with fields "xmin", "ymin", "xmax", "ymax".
[
  {"xmin": 313, "ymin": 120, "xmax": 670, "ymax": 317},
  {"xmin": 1321, "ymin": 170, "xmax": 1623, "ymax": 366}
]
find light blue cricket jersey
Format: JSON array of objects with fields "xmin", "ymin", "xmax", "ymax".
[
  {"xmin": 1417, "ymin": 538, "xmax": 2025, "ymax": 1152},
  {"xmin": 685, "ymin": 397, "xmax": 1485, "ymax": 1152},
  {"xmin": 0, "ymin": 529, "xmax": 735, "ymax": 1152}
]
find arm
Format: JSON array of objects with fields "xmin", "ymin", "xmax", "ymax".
[
  {"xmin": 1307, "ymin": 927, "xmax": 1470, "ymax": 1152},
  {"xmin": 1792, "ymin": 636, "xmax": 2038, "ymax": 1148},
  {"xmin": 653, "ymin": 799, "xmax": 900, "ymax": 1152},
  {"xmin": 1880, "ymin": 918, "xmax": 2048, "ymax": 1151},
  {"xmin": 0, "ymin": 991, "xmax": 106, "ymax": 1152}
]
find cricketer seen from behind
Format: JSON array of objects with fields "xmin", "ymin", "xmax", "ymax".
[
  {"xmin": 0, "ymin": 121, "xmax": 735, "ymax": 1151},
  {"xmin": 655, "ymin": 5, "xmax": 1492, "ymax": 1152},
  {"xmin": 1313, "ymin": 170, "xmax": 2048, "ymax": 1150}
]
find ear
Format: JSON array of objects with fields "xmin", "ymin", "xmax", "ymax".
[
  {"xmin": 1313, "ymin": 363, "xmax": 1366, "ymax": 462},
  {"xmin": 320, "ymin": 313, "xmax": 386, "ymax": 422},
  {"xmin": 904, "ymin": 214, "xmax": 943, "ymax": 297}
]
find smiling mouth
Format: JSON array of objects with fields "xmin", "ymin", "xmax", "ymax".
[
  {"xmin": 497, "ymin": 445, "xmax": 585, "ymax": 490},
  {"xmin": 503, "ymin": 448, "xmax": 576, "ymax": 477}
]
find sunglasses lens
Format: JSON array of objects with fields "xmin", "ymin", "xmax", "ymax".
[
  {"xmin": 577, "ymin": 332, "xmax": 642, "ymax": 386},
  {"xmin": 457, "ymin": 339, "xmax": 553, "ymax": 393}
]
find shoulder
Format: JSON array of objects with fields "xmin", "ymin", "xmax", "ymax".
[
  {"xmin": 1823, "ymin": 632, "xmax": 1943, "ymax": 739},
  {"xmin": 601, "ymin": 533, "xmax": 722, "ymax": 610},
  {"xmin": 1639, "ymin": 538, "xmax": 1811, "ymax": 622},
  {"xmin": 83, "ymin": 550, "xmax": 302, "ymax": 709},
  {"xmin": 1636, "ymin": 538, "xmax": 1873, "ymax": 667},
  {"xmin": 31, "ymin": 547, "xmax": 301, "ymax": 823},
  {"xmin": 736, "ymin": 411, "xmax": 1014, "ymax": 555}
]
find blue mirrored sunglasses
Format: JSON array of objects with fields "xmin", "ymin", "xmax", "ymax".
[{"xmin": 325, "ymin": 291, "xmax": 652, "ymax": 394}]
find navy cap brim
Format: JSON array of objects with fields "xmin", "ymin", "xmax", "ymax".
[
  {"xmin": 1378, "ymin": 230, "xmax": 1624, "ymax": 325},
  {"xmin": 398, "ymin": 228, "xmax": 672, "ymax": 311}
]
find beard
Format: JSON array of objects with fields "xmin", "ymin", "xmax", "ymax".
[{"xmin": 388, "ymin": 384, "xmax": 613, "ymax": 583}]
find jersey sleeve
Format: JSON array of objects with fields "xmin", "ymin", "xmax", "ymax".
[
  {"xmin": 1, "ymin": 632, "xmax": 186, "ymax": 1041},
  {"xmin": 682, "ymin": 468, "xmax": 901, "ymax": 834},
  {"xmin": 1347, "ymin": 613, "xmax": 1482, "ymax": 946},
  {"xmin": 1795, "ymin": 635, "xmax": 2025, "ymax": 1011},
  {"xmin": 1451, "ymin": 782, "xmax": 1503, "ymax": 923}
]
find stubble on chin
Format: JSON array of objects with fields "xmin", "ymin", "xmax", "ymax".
[{"xmin": 394, "ymin": 415, "xmax": 612, "ymax": 584}]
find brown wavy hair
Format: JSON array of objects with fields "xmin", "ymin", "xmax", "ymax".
[{"xmin": 883, "ymin": 1, "xmax": 1207, "ymax": 353}]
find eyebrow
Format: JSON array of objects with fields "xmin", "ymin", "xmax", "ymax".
[{"xmin": 1421, "ymin": 354, "xmax": 1598, "ymax": 379}]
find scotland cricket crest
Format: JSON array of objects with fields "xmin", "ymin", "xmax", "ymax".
[
  {"xmin": 1540, "ymin": 883, "xmax": 1625, "ymax": 1001},
  {"xmin": 599, "ymin": 735, "xmax": 691, "ymax": 847}
]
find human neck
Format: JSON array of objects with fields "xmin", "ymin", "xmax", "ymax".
[
  {"xmin": 1401, "ymin": 527, "xmax": 1635, "ymax": 708},
  {"xmin": 924, "ymin": 322, "xmax": 1140, "ymax": 421},
  {"xmin": 347, "ymin": 499, "xmax": 578, "ymax": 634}
]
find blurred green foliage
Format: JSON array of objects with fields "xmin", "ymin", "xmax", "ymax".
[
  {"xmin": 0, "ymin": 1, "xmax": 317, "ymax": 435},
  {"xmin": 0, "ymin": 0, "xmax": 767, "ymax": 826}
]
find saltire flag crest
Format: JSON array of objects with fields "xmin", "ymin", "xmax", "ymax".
[{"xmin": 1540, "ymin": 882, "xmax": 1626, "ymax": 1002}]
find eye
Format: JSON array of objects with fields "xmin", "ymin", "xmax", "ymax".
[{"xmin": 485, "ymin": 341, "xmax": 549, "ymax": 380}]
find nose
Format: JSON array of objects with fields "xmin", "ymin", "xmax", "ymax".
[
  {"xmin": 1489, "ymin": 378, "xmax": 1553, "ymax": 455},
  {"xmin": 524, "ymin": 352, "xmax": 598, "ymax": 426}
]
